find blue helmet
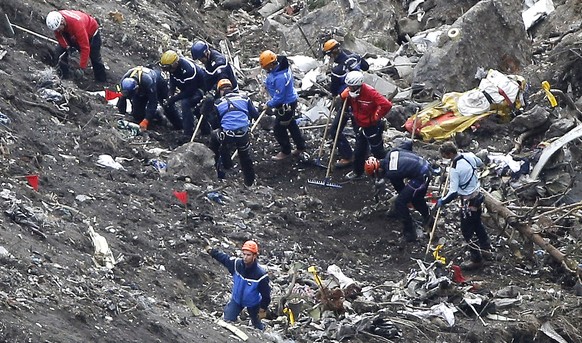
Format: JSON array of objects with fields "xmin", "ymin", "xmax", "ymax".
[
  {"xmin": 121, "ymin": 78, "xmax": 138, "ymax": 95},
  {"xmin": 191, "ymin": 41, "xmax": 209, "ymax": 60}
]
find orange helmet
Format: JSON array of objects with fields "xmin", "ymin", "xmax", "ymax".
[
  {"xmin": 364, "ymin": 157, "xmax": 380, "ymax": 176},
  {"xmin": 242, "ymin": 240, "xmax": 259, "ymax": 254},
  {"xmin": 217, "ymin": 78, "xmax": 232, "ymax": 91},
  {"xmin": 323, "ymin": 39, "xmax": 340, "ymax": 54},
  {"xmin": 259, "ymin": 50, "xmax": 277, "ymax": 68}
]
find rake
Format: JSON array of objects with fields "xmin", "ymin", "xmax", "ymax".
[{"xmin": 307, "ymin": 98, "xmax": 347, "ymax": 189}]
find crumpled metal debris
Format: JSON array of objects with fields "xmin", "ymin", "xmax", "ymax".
[{"xmin": 5, "ymin": 202, "xmax": 46, "ymax": 239}]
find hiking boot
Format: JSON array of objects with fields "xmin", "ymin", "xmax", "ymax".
[
  {"xmin": 271, "ymin": 152, "xmax": 290, "ymax": 161},
  {"xmin": 480, "ymin": 249, "xmax": 496, "ymax": 261},
  {"xmin": 291, "ymin": 149, "xmax": 304, "ymax": 156},
  {"xmin": 335, "ymin": 158, "xmax": 353, "ymax": 169},
  {"xmin": 345, "ymin": 171, "xmax": 365, "ymax": 180},
  {"xmin": 460, "ymin": 259, "xmax": 484, "ymax": 271}
]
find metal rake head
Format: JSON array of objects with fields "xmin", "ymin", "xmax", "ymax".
[{"xmin": 307, "ymin": 178, "xmax": 342, "ymax": 189}]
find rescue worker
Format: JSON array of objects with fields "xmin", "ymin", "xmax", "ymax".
[
  {"xmin": 364, "ymin": 139, "xmax": 432, "ymax": 242},
  {"xmin": 210, "ymin": 79, "xmax": 259, "ymax": 187},
  {"xmin": 117, "ymin": 66, "xmax": 183, "ymax": 131},
  {"xmin": 191, "ymin": 41, "xmax": 238, "ymax": 92},
  {"xmin": 340, "ymin": 71, "xmax": 391, "ymax": 180},
  {"xmin": 323, "ymin": 39, "xmax": 370, "ymax": 168},
  {"xmin": 259, "ymin": 50, "xmax": 307, "ymax": 161},
  {"xmin": 436, "ymin": 142, "xmax": 492, "ymax": 270},
  {"xmin": 45, "ymin": 10, "xmax": 106, "ymax": 82},
  {"xmin": 206, "ymin": 240, "xmax": 271, "ymax": 330},
  {"xmin": 159, "ymin": 50, "xmax": 208, "ymax": 142}
]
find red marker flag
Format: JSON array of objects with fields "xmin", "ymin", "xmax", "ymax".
[
  {"xmin": 173, "ymin": 190, "xmax": 188, "ymax": 205},
  {"xmin": 451, "ymin": 265, "xmax": 466, "ymax": 284},
  {"xmin": 26, "ymin": 174, "xmax": 39, "ymax": 191},
  {"xmin": 105, "ymin": 89, "xmax": 123, "ymax": 101}
]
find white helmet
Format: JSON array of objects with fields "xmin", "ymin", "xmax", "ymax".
[
  {"xmin": 46, "ymin": 11, "xmax": 64, "ymax": 31},
  {"xmin": 345, "ymin": 71, "xmax": 364, "ymax": 87}
]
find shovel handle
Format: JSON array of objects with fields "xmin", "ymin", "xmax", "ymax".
[
  {"xmin": 425, "ymin": 171, "xmax": 450, "ymax": 256},
  {"xmin": 325, "ymin": 98, "xmax": 348, "ymax": 179},
  {"xmin": 231, "ymin": 110, "xmax": 267, "ymax": 160},
  {"xmin": 190, "ymin": 113, "xmax": 205, "ymax": 143}
]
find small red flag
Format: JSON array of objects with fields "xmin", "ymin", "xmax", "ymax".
[
  {"xmin": 173, "ymin": 190, "xmax": 188, "ymax": 205},
  {"xmin": 105, "ymin": 89, "xmax": 122, "ymax": 101},
  {"xmin": 26, "ymin": 175, "xmax": 39, "ymax": 191},
  {"xmin": 451, "ymin": 265, "xmax": 466, "ymax": 284}
]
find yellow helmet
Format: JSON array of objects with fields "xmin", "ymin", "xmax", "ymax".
[
  {"xmin": 160, "ymin": 50, "xmax": 179, "ymax": 66},
  {"xmin": 323, "ymin": 39, "xmax": 340, "ymax": 54},
  {"xmin": 259, "ymin": 50, "xmax": 277, "ymax": 69}
]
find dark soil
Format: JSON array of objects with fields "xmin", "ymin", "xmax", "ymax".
[{"xmin": 0, "ymin": 0, "xmax": 581, "ymax": 343}]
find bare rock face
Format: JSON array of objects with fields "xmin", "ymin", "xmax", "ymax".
[
  {"xmin": 276, "ymin": 1, "xmax": 400, "ymax": 56},
  {"xmin": 167, "ymin": 142, "xmax": 215, "ymax": 181},
  {"xmin": 412, "ymin": 0, "xmax": 531, "ymax": 93}
]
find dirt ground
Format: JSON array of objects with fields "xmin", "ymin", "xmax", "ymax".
[{"xmin": 0, "ymin": 0, "xmax": 581, "ymax": 342}]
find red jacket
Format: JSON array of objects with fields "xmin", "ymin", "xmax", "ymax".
[
  {"xmin": 54, "ymin": 10, "xmax": 99, "ymax": 69},
  {"xmin": 341, "ymin": 83, "xmax": 392, "ymax": 128}
]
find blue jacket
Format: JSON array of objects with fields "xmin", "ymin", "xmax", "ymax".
[
  {"xmin": 169, "ymin": 57, "xmax": 207, "ymax": 103},
  {"xmin": 203, "ymin": 49, "xmax": 238, "ymax": 91},
  {"xmin": 210, "ymin": 249, "xmax": 271, "ymax": 309},
  {"xmin": 379, "ymin": 148, "xmax": 430, "ymax": 192},
  {"xmin": 265, "ymin": 55, "xmax": 298, "ymax": 108},
  {"xmin": 118, "ymin": 66, "xmax": 164, "ymax": 121},
  {"xmin": 442, "ymin": 152, "xmax": 482, "ymax": 204},
  {"xmin": 330, "ymin": 50, "xmax": 369, "ymax": 96},
  {"xmin": 215, "ymin": 91, "xmax": 259, "ymax": 131}
]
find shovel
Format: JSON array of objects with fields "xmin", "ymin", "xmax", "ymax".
[
  {"xmin": 425, "ymin": 171, "xmax": 450, "ymax": 256},
  {"xmin": 190, "ymin": 113, "xmax": 205, "ymax": 143},
  {"xmin": 231, "ymin": 109, "xmax": 267, "ymax": 160},
  {"xmin": 1, "ymin": 14, "xmax": 58, "ymax": 44},
  {"xmin": 307, "ymin": 98, "xmax": 347, "ymax": 189}
]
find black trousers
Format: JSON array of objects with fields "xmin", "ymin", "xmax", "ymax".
[
  {"xmin": 352, "ymin": 122, "xmax": 386, "ymax": 176},
  {"xmin": 394, "ymin": 181, "xmax": 430, "ymax": 236},
  {"xmin": 210, "ymin": 128, "xmax": 255, "ymax": 186},
  {"xmin": 55, "ymin": 31, "xmax": 106, "ymax": 82},
  {"xmin": 460, "ymin": 193, "xmax": 491, "ymax": 262},
  {"xmin": 272, "ymin": 102, "xmax": 306, "ymax": 155}
]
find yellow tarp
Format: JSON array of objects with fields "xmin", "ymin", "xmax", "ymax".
[{"xmin": 407, "ymin": 92, "xmax": 511, "ymax": 141}]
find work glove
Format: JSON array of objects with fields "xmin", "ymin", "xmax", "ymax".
[
  {"xmin": 435, "ymin": 199, "xmax": 444, "ymax": 209},
  {"xmin": 73, "ymin": 68, "xmax": 84, "ymax": 80},
  {"xmin": 139, "ymin": 119, "xmax": 149, "ymax": 131},
  {"xmin": 66, "ymin": 46, "xmax": 78, "ymax": 55},
  {"xmin": 373, "ymin": 178, "xmax": 386, "ymax": 202}
]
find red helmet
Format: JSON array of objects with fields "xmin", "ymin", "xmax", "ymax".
[
  {"xmin": 242, "ymin": 240, "xmax": 259, "ymax": 254},
  {"xmin": 364, "ymin": 157, "xmax": 380, "ymax": 176}
]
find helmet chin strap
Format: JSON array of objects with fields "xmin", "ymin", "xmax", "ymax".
[{"xmin": 349, "ymin": 90, "xmax": 360, "ymax": 98}]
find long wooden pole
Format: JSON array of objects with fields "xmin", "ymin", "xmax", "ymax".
[{"xmin": 425, "ymin": 172, "xmax": 450, "ymax": 256}]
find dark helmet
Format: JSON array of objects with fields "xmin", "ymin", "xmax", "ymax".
[
  {"xmin": 191, "ymin": 41, "xmax": 209, "ymax": 60},
  {"xmin": 121, "ymin": 78, "xmax": 138, "ymax": 95}
]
